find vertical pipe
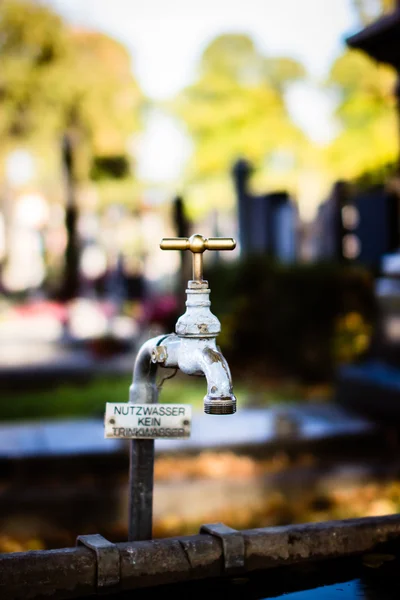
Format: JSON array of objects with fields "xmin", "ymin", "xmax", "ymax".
[
  {"xmin": 127, "ymin": 339, "xmax": 162, "ymax": 542},
  {"xmin": 128, "ymin": 439, "xmax": 155, "ymax": 541}
]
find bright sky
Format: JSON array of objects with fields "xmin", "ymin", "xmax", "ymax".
[{"xmin": 46, "ymin": 0, "xmax": 362, "ymax": 184}]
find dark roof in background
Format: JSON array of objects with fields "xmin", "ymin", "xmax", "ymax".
[{"xmin": 346, "ymin": 7, "xmax": 400, "ymax": 66}]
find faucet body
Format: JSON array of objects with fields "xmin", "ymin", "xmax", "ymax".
[{"xmin": 130, "ymin": 280, "xmax": 236, "ymax": 414}]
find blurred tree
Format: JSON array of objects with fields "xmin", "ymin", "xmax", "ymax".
[
  {"xmin": 0, "ymin": 0, "xmax": 142, "ymax": 298},
  {"xmin": 0, "ymin": 0, "xmax": 142, "ymax": 179},
  {"xmin": 173, "ymin": 34, "xmax": 306, "ymax": 190},
  {"xmin": 326, "ymin": 49, "xmax": 398, "ymax": 179},
  {"xmin": 0, "ymin": 1, "xmax": 70, "ymax": 145},
  {"xmin": 67, "ymin": 28, "xmax": 142, "ymax": 179}
]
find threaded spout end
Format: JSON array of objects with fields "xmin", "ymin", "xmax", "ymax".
[{"xmin": 204, "ymin": 396, "xmax": 236, "ymax": 415}]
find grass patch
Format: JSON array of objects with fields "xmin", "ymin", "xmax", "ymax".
[
  {"xmin": 0, "ymin": 374, "xmax": 249, "ymax": 422},
  {"xmin": 0, "ymin": 373, "xmax": 321, "ymax": 422}
]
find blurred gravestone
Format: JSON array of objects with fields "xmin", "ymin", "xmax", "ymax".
[
  {"xmin": 314, "ymin": 183, "xmax": 399, "ymax": 269},
  {"xmin": 352, "ymin": 187, "xmax": 399, "ymax": 269},
  {"xmin": 232, "ymin": 159, "xmax": 297, "ymax": 261},
  {"xmin": 173, "ymin": 196, "xmax": 191, "ymax": 299},
  {"xmin": 314, "ymin": 181, "xmax": 349, "ymax": 262}
]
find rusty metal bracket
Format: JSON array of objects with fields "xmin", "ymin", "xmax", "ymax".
[
  {"xmin": 76, "ymin": 534, "xmax": 120, "ymax": 588},
  {"xmin": 200, "ymin": 522, "xmax": 245, "ymax": 574}
]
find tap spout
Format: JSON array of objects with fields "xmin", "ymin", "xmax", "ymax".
[
  {"xmin": 173, "ymin": 338, "xmax": 236, "ymax": 414},
  {"xmin": 198, "ymin": 344, "xmax": 237, "ymax": 415}
]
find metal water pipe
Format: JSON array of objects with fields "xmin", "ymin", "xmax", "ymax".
[{"xmin": 128, "ymin": 234, "xmax": 237, "ymax": 540}]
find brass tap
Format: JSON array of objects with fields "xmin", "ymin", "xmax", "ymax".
[{"xmin": 160, "ymin": 234, "xmax": 236, "ymax": 282}]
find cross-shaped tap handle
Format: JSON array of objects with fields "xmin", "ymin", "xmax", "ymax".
[{"xmin": 160, "ymin": 234, "xmax": 236, "ymax": 282}]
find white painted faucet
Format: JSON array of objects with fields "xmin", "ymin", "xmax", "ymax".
[{"xmin": 129, "ymin": 234, "xmax": 237, "ymax": 414}]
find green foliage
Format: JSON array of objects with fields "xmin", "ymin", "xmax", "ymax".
[
  {"xmin": 326, "ymin": 50, "xmax": 398, "ymax": 179},
  {"xmin": 0, "ymin": 0, "xmax": 142, "ymax": 178},
  {"xmin": 173, "ymin": 34, "xmax": 307, "ymax": 187},
  {"xmin": 0, "ymin": 0, "xmax": 70, "ymax": 142},
  {"xmin": 353, "ymin": 161, "xmax": 398, "ymax": 191},
  {"xmin": 174, "ymin": 29, "xmax": 398, "ymax": 199},
  {"xmin": 67, "ymin": 29, "xmax": 142, "ymax": 160},
  {"xmin": 208, "ymin": 258, "xmax": 376, "ymax": 382},
  {"xmin": 95, "ymin": 178, "xmax": 141, "ymax": 209}
]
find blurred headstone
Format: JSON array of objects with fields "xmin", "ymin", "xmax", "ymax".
[
  {"xmin": 232, "ymin": 159, "xmax": 253, "ymax": 256},
  {"xmin": 232, "ymin": 158, "xmax": 297, "ymax": 261},
  {"xmin": 313, "ymin": 182, "xmax": 400, "ymax": 268},
  {"xmin": 313, "ymin": 181, "xmax": 349, "ymax": 262},
  {"xmin": 352, "ymin": 187, "xmax": 399, "ymax": 268},
  {"xmin": 173, "ymin": 196, "xmax": 191, "ymax": 297}
]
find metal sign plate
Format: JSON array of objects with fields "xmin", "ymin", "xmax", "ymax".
[{"xmin": 104, "ymin": 403, "xmax": 191, "ymax": 439}]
